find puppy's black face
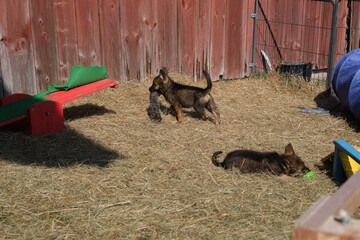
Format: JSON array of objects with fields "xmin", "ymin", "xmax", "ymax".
[
  {"xmin": 149, "ymin": 68, "xmax": 168, "ymax": 93},
  {"xmin": 282, "ymin": 144, "xmax": 311, "ymax": 176},
  {"xmin": 149, "ymin": 75, "xmax": 163, "ymax": 93}
]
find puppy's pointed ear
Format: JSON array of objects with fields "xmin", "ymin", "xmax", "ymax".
[
  {"xmin": 161, "ymin": 67, "xmax": 168, "ymax": 74},
  {"xmin": 159, "ymin": 68, "xmax": 169, "ymax": 83},
  {"xmin": 285, "ymin": 143, "xmax": 294, "ymax": 156}
]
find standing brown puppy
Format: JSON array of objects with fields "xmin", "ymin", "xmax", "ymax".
[{"xmin": 149, "ymin": 67, "xmax": 220, "ymax": 124}]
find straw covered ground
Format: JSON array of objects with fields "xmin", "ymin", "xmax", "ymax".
[{"xmin": 1, "ymin": 73, "xmax": 360, "ymax": 239}]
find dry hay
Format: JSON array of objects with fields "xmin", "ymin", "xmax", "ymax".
[{"xmin": 1, "ymin": 73, "xmax": 360, "ymax": 239}]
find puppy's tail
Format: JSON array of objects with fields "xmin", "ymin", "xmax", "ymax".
[
  {"xmin": 203, "ymin": 70, "xmax": 212, "ymax": 94},
  {"xmin": 212, "ymin": 151, "xmax": 224, "ymax": 168}
]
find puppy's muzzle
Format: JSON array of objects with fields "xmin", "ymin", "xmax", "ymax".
[
  {"xmin": 302, "ymin": 166, "xmax": 311, "ymax": 174},
  {"xmin": 149, "ymin": 86, "xmax": 154, "ymax": 92}
]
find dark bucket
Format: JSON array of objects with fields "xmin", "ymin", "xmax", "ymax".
[{"xmin": 279, "ymin": 62, "xmax": 313, "ymax": 81}]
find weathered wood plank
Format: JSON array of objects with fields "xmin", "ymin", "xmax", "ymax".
[
  {"xmin": 306, "ymin": 1, "xmax": 322, "ymax": 67},
  {"xmin": 0, "ymin": 0, "xmax": 357, "ymax": 94},
  {"xmin": 157, "ymin": 0, "xmax": 178, "ymax": 74},
  {"xmin": 246, "ymin": 0, "xmax": 256, "ymax": 73},
  {"xmin": 0, "ymin": 0, "xmax": 36, "ymax": 95},
  {"xmin": 257, "ymin": 0, "xmax": 281, "ymax": 70},
  {"xmin": 99, "ymin": 0, "xmax": 123, "ymax": 81},
  {"xmin": 243, "ymin": 0, "xmax": 253, "ymax": 76},
  {"xmin": 30, "ymin": 0, "xmax": 60, "ymax": 92},
  {"xmin": 262, "ymin": 0, "xmax": 279, "ymax": 67},
  {"xmin": 194, "ymin": 0, "xmax": 211, "ymax": 82},
  {"xmin": 120, "ymin": 0, "xmax": 144, "ymax": 81},
  {"xmin": 209, "ymin": 0, "xmax": 226, "ymax": 80},
  {"xmin": 294, "ymin": 167, "xmax": 360, "ymax": 239},
  {"xmin": 255, "ymin": 0, "xmax": 265, "ymax": 70},
  {"xmin": 291, "ymin": 0, "xmax": 305, "ymax": 63},
  {"xmin": 350, "ymin": 1, "xmax": 360, "ymax": 51},
  {"xmin": 0, "ymin": 54, "xmax": 3, "ymax": 98},
  {"xmin": 55, "ymin": 0, "xmax": 79, "ymax": 84},
  {"xmin": 223, "ymin": 0, "xmax": 243, "ymax": 79},
  {"xmin": 316, "ymin": 1, "xmax": 330, "ymax": 69},
  {"xmin": 280, "ymin": 0, "xmax": 291, "ymax": 62},
  {"xmin": 335, "ymin": 1, "xmax": 348, "ymax": 64},
  {"xmin": 177, "ymin": 0, "xmax": 195, "ymax": 75},
  {"xmin": 141, "ymin": 0, "xmax": 159, "ymax": 77},
  {"xmin": 75, "ymin": 0, "xmax": 102, "ymax": 67}
]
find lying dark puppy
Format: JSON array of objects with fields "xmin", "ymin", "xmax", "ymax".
[{"xmin": 212, "ymin": 143, "xmax": 310, "ymax": 176}]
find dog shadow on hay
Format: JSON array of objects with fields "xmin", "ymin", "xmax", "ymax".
[
  {"xmin": 314, "ymin": 89, "xmax": 360, "ymax": 132},
  {"xmin": 0, "ymin": 127, "xmax": 124, "ymax": 168},
  {"xmin": 63, "ymin": 103, "xmax": 116, "ymax": 121}
]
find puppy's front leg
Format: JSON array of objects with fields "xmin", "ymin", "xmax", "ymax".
[{"xmin": 174, "ymin": 102, "xmax": 183, "ymax": 123}]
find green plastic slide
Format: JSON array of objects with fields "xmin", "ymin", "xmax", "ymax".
[{"xmin": 0, "ymin": 66, "xmax": 107, "ymax": 124}]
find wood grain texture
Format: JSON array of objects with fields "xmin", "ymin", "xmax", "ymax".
[
  {"xmin": 177, "ymin": 0, "xmax": 195, "ymax": 76},
  {"xmin": 30, "ymin": 0, "xmax": 60, "ymax": 92},
  {"xmin": 336, "ymin": 1, "xmax": 348, "ymax": 64},
  {"xmin": 120, "ymin": 0, "xmax": 144, "ymax": 81},
  {"xmin": 223, "ymin": 0, "xmax": 243, "ymax": 79},
  {"xmin": 0, "ymin": 0, "xmax": 354, "ymax": 95},
  {"xmin": 158, "ymin": 0, "xmax": 178, "ymax": 74},
  {"xmin": 99, "ymin": 0, "xmax": 123, "ymax": 81},
  {"xmin": 194, "ymin": 0, "xmax": 211, "ymax": 82},
  {"xmin": 350, "ymin": 1, "xmax": 360, "ymax": 51},
  {"xmin": 209, "ymin": 0, "xmax": 226, "ymax": 81},
  {"xmin": 75, "ymin": 0, "xmax": 102, "ymax": 67},
  {"xmin": 293, "ymin": 167, "xmax": 360, "ymax": 239},
  {"xmin": 0, "ymin": 57, "xmax": 3, "ymax": 97},
  {"xmin": 55, "ymin": 0, "xmax": 79, "ymax": 84},
  {"xmin": 142, "ymin": 0, "xmax": 160, "ymax": 77},
  {"xmin": 0, "ymin": 0, "xmax": 37, "ymax": 95}
]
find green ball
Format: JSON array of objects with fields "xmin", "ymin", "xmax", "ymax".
[{"xmin": 303, "ymin": 171, "xmax": 314, "ymax": 179}]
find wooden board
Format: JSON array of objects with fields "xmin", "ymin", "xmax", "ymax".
[
  {"xmin": 336, "ymin": 1, "xmax": 349, "ymax": 64},
  {"xmin": 350, "ymin": 1, "xmax": 360, "ymax": 51},
  {"xmin": 223, "ymin": 0, "xmax": 244, "ymax": 79},
  {"xmin": 157, "ymin": 0, "xmax": 178, "ymax": 74},
  {"xmin": 0, "ymin": 54, "xmax": 3, "ymax": 98},
  {"xmin": 30, "ymin": 0, "xmax": 60, "ymax": 92},
  {"xmin": 0, "ymin": 79, "xmax": 118, "ymax": 129},
  {"xmin": 209, "ymin": 0, "xmax": 226, "ymax": 80},
  {"xmin": 75, "ymin": 0, "xmax": 102, "ymax": 67},
  {"xmin": 120, "ymin": 0, "xmax": 144, "ymax": 81},
  {"xmin": 44, "ymin": 79, "xmax": 118, "ymax": 104},
  {"xmin": 55, "ymin": 0, "xmax": 79, "ymax": 84},
  {"xmin": 177, "ymin": 0, "xmax": 195, "ymax": 76},
  {"xmin": 194, "ymin": 0, "xmax": 211, "ymax": 82},
  {"xmin": 142, "ymin": 0, "xmax": 160, "ymax": 77},
  {"xmin": 0, "ymin": 0, "xmax": 356, "ymax": 96},
  {"xmin": 294, "ymin": 168, "xmax": 360, "ymax": 239},
  {"xmin": 294, "ymin": 140, "xmax": 360, "ymax": 239},
  {"xmin": 99, "ymin": 0, "xmax": 123, "ymax": 82},
  {"xmin": 0, "ymin": 0, "xmax": 37, "ymax": 95},
  {"xmin": 243, "ymin": 0, "xmax": 253, "ymax": 76}
]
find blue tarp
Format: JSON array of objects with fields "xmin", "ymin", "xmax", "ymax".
[{"xmin": 332, "ymin": 48, "xmax": 360, "ymax": 122}]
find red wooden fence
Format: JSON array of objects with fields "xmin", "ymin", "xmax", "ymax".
[
  {"xmin": 350, "ymin": 1, "xmax": 360, "ymax": 51},
  {"xmin": 255, "ymin": 0, "xmax": 349, "ymax": 72},
  {"xmin": 0, "ymin": 0, "xmax": 359, "ymax": 97}
]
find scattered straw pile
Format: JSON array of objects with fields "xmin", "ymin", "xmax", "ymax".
[{"xmin": 1, "ymin": 73, "xmax": 359, "ymax": 239}]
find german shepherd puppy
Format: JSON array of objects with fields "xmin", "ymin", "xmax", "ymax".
[
  {"xmin": 149, "ymin": 67, "xmax": 220, "ymax": 125},
  {"xmin": 212, "ymin": 143, "xmax": 310, "ymax": 176}
]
